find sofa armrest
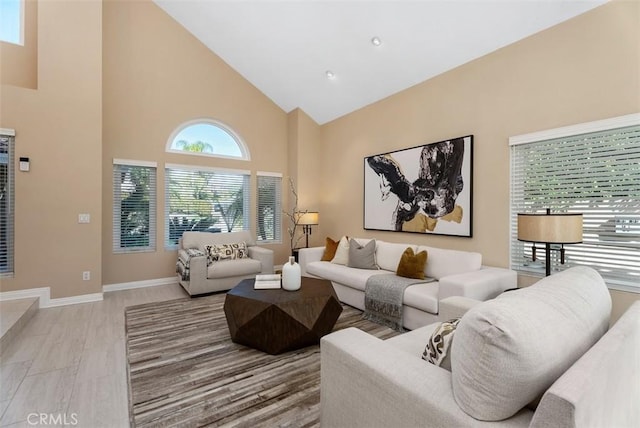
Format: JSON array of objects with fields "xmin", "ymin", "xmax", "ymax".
[
  {"xmin": 298, "ymin": 246, "xmax": 325, "ymax": 276},
  {"xmin": 530, "ymin": 301, "xmax": 640, "ymax": 428},
  {"xmin": 438, "ymin": 267, "xmax": 516, "ymax": 301},
  {"xmin": 438, "ymin": 296, "xmax": 482, "ymax": 321},
  {"xmin": 248, "ymin": 246, "xmax": 274, "ymax": 274},
  {"xmin": 321, "ymin": 328, "xmax": 532, "ymax": 428}
]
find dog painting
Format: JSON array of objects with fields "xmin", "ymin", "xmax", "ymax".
[{"xmin": 364, "ymin": 135, "xmax": 473, "ymax": 237}]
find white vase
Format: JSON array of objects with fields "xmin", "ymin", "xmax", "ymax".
[{"xmin": 282, "ymin": 256, "xmax": 301, "ymax": 291}]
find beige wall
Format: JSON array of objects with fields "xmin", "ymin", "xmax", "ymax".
[
  {"xmin": 101, "ymin": 0, "xmax": 291, "ymax": 285},
  {"xmin": 0, "ymin": 0, "xmax": 37, "ymax": 88},
  {"xmin": 0, "ymin": 0, "xmax": 102, "ymax": 298},
  {"xmin": 318, "ymin": 1, "xmax": 640, "ymax": 319},
  {"xmin": 286, "ymin": 108, "xmax": 323, "ymax": 249}
]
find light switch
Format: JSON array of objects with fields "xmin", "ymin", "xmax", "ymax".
[
  {"xmin": 19, "ymin": 157, "xmax": 30, "ymax": 172},
  {"xmin": 78, "ymin": 214, "xmax": 90, "ymax": 224}
]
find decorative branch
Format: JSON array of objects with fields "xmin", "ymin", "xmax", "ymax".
[{"xmin": 283, "ymin": 177, "xmax": 308, "ymax": 253}]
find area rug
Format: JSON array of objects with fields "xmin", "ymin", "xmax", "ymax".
[{"xmin": 125, "ymin": 293, "xmax": 399, "ymax": 427}]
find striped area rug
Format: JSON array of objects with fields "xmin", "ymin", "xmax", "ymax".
[{"xmin": 125, "ymin": 293, "xmax": 399, "ymax": 427}]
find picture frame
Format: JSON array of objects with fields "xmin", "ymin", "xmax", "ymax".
[{"xmin": 363, "ymin": 135, "xmax": 473, "ymax": 237}]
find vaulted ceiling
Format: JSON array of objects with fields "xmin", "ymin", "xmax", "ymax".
[{"xmin": 155, "ymin": 0, "xmax": 608, "ymax": 124}]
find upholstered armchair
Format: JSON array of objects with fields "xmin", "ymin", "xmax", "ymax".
[{"xmin": 176, "ymin": 231, "xmax": 274, "ymax": 296}]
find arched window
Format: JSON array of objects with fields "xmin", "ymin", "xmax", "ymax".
[{"xmin": 166, "ymin": 119, "xmax": 250, "ymax": 160}]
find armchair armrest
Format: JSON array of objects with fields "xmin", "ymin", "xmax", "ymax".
[
  {"xmin": 438, "ymin": 267, "xmax": 516, "ymax": 301},
  {"xmin": 183, "ymin": 254, "xmax": 209, "ymax": 295},
  {"xmin": 298, "ymin": 246, "xmax": 325, "ymax": 276},
  {"xmin": 321, "ymin": 328, "xmax": 531, "ymax": 428},
  {"xmin": 248, "ymin": 246, "xmax": 274, "ymax": 274}
]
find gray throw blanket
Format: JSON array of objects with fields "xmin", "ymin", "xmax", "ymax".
[
  {"xmin": 363, "ymin": 274, "xmax": 434, "ymax": 332},
  {"xmin": 176, "ymin": 248, "xmax": 206, "ymax": 281}
]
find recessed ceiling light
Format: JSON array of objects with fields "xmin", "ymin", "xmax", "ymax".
[
  {"xmin": 326, "ymin": 70, "xmax": 336, "ymax": 79},
  {"xmin": 371, "ymin": 37, "xmax": 382, "ymax": 46}
]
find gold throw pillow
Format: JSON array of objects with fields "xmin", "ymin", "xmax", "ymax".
[
  {"xmin": 396, "ymin": 247, "xmax": 428, "ymax": 279},
  {"xmin": 321, "ymin": 237, "xmax": 340, "ymax": 261}
]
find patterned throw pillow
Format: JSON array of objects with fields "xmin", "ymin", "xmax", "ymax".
[
  {"xmin": 422, "ymin": 318, "xmax": 460, "ymax": 371},
  {"xmin": 205, "ymin": 242, "xmax": 249, "ymax": 264}
]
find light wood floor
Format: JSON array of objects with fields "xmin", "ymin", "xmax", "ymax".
[{"xmin": 0, "ymin": 284, "xmax": 188, "ymax": 427}]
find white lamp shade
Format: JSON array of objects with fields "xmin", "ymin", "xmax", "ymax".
[
  {"xmin": 517, "ymin": 213, "xmax": 583, "ymax": 244},
  {"xmin": 297, "ymin": 212, "xmax": 319, "ymax": 225}
]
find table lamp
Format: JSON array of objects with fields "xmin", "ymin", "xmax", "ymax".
[{"xmin": 517, "ymin": 209, "xmax": 583, "ymax": 276}]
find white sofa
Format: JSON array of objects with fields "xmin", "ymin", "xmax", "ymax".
[
  {"xmin": 299, "ymin": 239, "xmax": 516, "ymax": 329},
  {"xmin": 320, "ymin": 266, "xmax": 638, "ymax": 428},
  {"xmin": 177, "ymin": 230, "xmax": 274, "ymax": 296}
]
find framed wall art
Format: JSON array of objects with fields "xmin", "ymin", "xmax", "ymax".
[{"xmin": 364, "ymin": 135, "xmax": 473, "ymax": 237}]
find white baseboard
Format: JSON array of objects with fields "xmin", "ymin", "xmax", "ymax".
[
  {"xmin": 103, "ymin": 276, "xmax": 178, "ymax": 293},
  {"xmin": 47, "ymin": 292, "xmax": 103, "ymax": 308},
  {"xmin": 1, "ymin": 277, "xmax": 179, "ymax": 308},
  {"xmin": 0, "ymin": 287, "xmax": 50, "ymax": 308},
  {"xmin": 0, "ymin": 287, "xmax": 103, "ymax": 308}
]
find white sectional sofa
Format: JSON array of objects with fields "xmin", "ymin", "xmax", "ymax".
[
  {"xmin": 320, "ymin": 267, "xmax": 638, "ymax": 428},
  {"xmin": 299, "ymin": 238, "xmax": 516, "ymax": 330}
]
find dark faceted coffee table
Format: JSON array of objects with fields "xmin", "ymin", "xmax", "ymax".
[{"xmin": 224, "ymin": 277, "xmax": 343, "ymax": 354}]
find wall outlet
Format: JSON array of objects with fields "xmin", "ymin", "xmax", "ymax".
[
  {"xmin": 82, "ymin": 271, "xmax": 91, "ymax": 281},
  {"xmin": 78, "ymin": 214, "xmax": 91, "ymax": 224}
]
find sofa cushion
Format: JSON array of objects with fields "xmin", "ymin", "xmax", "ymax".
[
  {"xmin": 331, "ymin": 236, "xmax": 350, "ymax": 265},
  {"xmin": 418, "ymin": 246, "xmax": 481, "ymax": 279},
  {"xmin": 306, "ymin": 261, "xmax": 387, "ymax": 291},
  {"xmin": 451, "ymin": 266, "xmax": 611, "ymax": 421},
  {"xmin": 321, "ymin": 237, "xmax": 340, "ymax": 261},
  {"xmin": 402, "ymin": 282, "xmax": 439, "ymax": 314},
  {"xmin": 182, "ymin": 230, "xmax": 255, "ymax": 251},
  {"xmin": 422, "ymin": 318, "xmax": 460, "ymax": 371},
  {"xmin": 396, "ymin": 247, "xmax": 427, "ymax": 279},
  {"xmin": 348, "ymin": 239, "xmax": 378, "ymax": 270},
  {"xmin": 207, "ymin": 258, "xmax": 262, "ymax": 279},
  {"xmin": 376, "ymin": 242, "xmax": 418, "ymax": 272}
]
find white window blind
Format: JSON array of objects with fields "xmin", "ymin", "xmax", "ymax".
[
  {"xmin": 0, "ymin": 131, "xmax": 15, "ymax": 275},
  {"xmin": 257, "ymin": 172, "xmax": 282, "ymax": 243},
  {"xmin": 510, "ymin": 122, "xmax": 640, "ymax": 291},
  {"xmin": 113, "ymin": 160, "xmax": 157, "ymax": 253},
  {"xmin": 165, "ymin": 164, "xmax": 250, "ymax": 248}
]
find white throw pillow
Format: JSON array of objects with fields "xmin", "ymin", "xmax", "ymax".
[
  {"xmin": 331, "ymin": 236, "xmax": 350, "ymax": 265},
  {"xmin": 451, "ymin": 266, "xmax": 611, "ymax": 421}
]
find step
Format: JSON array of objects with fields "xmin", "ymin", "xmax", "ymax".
[{"xmin": 0, "ymin": 297, "xmax": 39, "ymax": 354}]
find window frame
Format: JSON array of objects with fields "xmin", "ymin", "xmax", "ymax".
[
  {"xmin": 112, "ymin": 159, "xmax": 157, "ymax": 254},
  {"xmin": 256, "ymin": 171, "xmax": 283, "ymax": 244},
  {"xmin": 166, "ymin": 118, "xmax": 251, "ymax": 161},
  {"xmin": 509, "ymin": 113, "xmax": 640, "ymax": 293}
]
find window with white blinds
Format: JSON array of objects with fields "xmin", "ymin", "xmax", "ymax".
[
  {"xmin": 113, "ymin": 160, "xmax": 157, "ymax": 253},
  {"xmin": 510, "ymin": 115, "xmax": 640, "ymax": 291},
  {"xmin": 165, "ymin": 164, "xmax": 250, "ymax": 249},
  {"xmin": 0, "ymin": 130, "xmax": 15, "ymax": 275},
  {"xmin": 257, "ymin": 172, "xmax": 282, "ymax": 243}
]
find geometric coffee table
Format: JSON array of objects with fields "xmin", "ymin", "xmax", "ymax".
[{"xmin": 223, "ymin": 277, "xmax": 343, "ymax": 355}]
